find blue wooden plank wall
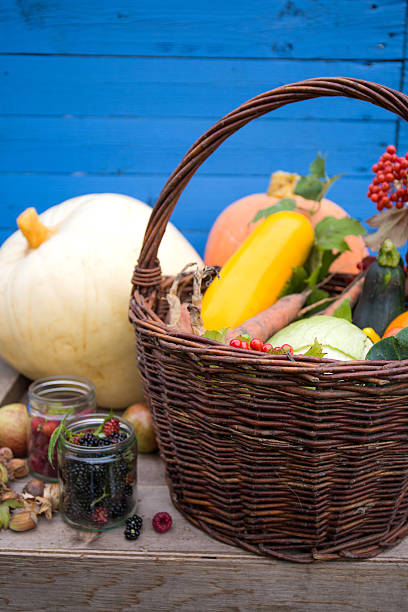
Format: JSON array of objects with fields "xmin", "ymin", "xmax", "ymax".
[{"xmin": 1, "ymin": 0, "xmax": 408, "ymax": 255}]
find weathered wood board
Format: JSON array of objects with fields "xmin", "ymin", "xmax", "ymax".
[{"xmin": 1, "ymin": 357, "xmax": 408, "ymax": 612}]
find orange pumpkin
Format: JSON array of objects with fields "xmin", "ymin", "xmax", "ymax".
[
  {"xmin": 382, "ymin": 310, "xmax": 408, "ymax": 338},
  {"xmin": 204, "ymin": 172, "xmax": 368, "ymax": 274}
]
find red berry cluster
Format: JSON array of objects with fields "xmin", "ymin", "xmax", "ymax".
[
  {"xmin": 229, "ymin": 337, "xmax": 294, "ymax": 355},
  {"xmin": 367, "ymin": 145, "xmax": 408, "ymax": 211}
]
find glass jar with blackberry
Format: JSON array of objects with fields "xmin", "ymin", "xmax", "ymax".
[
  {"xmin": 58, "ymin": 413, "xmax": 137, "ymax": 531},
  {"xmin": 28, "ymin": 376, "xmax": 96, "ymax": 482}
]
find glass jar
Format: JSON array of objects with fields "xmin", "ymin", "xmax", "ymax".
[
  {"xmin": 28, "ymin": 376, "xmax": 96, "ymax": 482},
  {"xmin": 58, "ymin": 414, "xmax": 137, "ymax": 531}
]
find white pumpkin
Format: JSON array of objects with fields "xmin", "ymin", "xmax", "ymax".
[{"xmin": 0, "ymin": 193, "xmax": 203, "ymax": 408}]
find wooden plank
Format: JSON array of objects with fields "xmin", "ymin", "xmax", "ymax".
[
  {"xmin": 2, "ymin": 361, "xmax": 408, "ymax": 610},
  {"xmin": 0, "ymin": 174, "xmax": 376, "ymax": 257},
  {"xmin": 0, "ymin": 55, "xmax": 403, "ymax": 121},
  {"xmin": 0, "ymin": 115, "xmax": 396, "ymax": 176},
  {"xmin": 0, "ymin": 359, "xmax": 27, "ymax": 406},
  {"xmin": 0, "ymin": 0, "xmax": 404, "ymax": 59}
]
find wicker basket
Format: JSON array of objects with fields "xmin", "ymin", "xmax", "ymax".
[{"xmin": 129, "ymin": 77, "xmax": 408, "ymax": 563}]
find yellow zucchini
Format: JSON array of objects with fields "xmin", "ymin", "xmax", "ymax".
[{"xmin": 201, "ymin": 211, "xmax": 314, "ymax": 330}]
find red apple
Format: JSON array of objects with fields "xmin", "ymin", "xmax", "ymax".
[
  {"xmin": 122, "ymin": 402, "xmax": 158, "ymax": 453},
  {"xmin": 0, "ymin": 403, "xmax": 29, "ymax": 457}
]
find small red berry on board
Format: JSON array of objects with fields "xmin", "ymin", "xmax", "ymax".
[
  {"xmin": 152, "ymin": 511, "xmax": 172, "ymax": 533},
  {"xmin": 229, "ymin": 339, "xmax": 242, "ymax": 348},
  {"xmin": 261, "ymin": 343, "xmax": 273, "ymax": 352}
]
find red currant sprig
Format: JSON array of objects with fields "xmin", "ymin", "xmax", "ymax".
[
  {"xmin": 367, "ymin": 145, "xmax": 408, "ymax": 212},
  {"xmin": 229, "ymin": 338, "xmax": 294, "ymax": 355}
]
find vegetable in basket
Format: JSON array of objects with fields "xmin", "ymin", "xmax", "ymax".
[
  {"xmin": 352, "ymin": 239, "xmax": 405, "ymax": 337},
  {"xmin": 204, "ymin": 153, "xmax": 367, "ymax": 274},
  {"xmin": 201, "ymin": 211, "xmax": 314, "ymax": 330},
  {"xmin": 268, "ymin": 315, "xmax": 373, "ymax": 361}
]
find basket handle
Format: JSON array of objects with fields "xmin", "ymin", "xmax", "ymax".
[{"xmin": 132, "ymin": 77, "xmax": 408, "ymax": 290}]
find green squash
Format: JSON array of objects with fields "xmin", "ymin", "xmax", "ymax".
[{"xmin": 353, "ymin": 239, "xmax": 406, "ymax": 336}]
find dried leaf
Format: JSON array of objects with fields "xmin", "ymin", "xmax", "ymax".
[
  {"xmin": 365, "ymin": 207, "xmax": 408, "ymax": 250},
  {"xmin": 188, "ymin": 304, "xmax": 205, "ymax": 336},
  {"xmin": 166, "ymin": 263, "xmax": 197, "ymax": 327}
]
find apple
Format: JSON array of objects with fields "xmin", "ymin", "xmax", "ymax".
[
  {"xmin": 122, "ymin": 402, "xmax": 158, "ymax": 453},
  {"xmin": 0, "ymin": 403, "xmax": 29, "ymax": 457}
]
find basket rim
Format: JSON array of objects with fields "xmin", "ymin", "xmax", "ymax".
[{"xmin": 130, "ymin": 290, "xmax": 408, "ymax": 374}]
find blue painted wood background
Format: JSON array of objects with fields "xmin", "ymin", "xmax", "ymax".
[{"xmin": 1, "ymin": 0, "xmax": 408, "ymax": 255}]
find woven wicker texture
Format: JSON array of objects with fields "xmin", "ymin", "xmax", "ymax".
[{"xmin": 130, "ymin": 77, "xmax": 408, "ymax": 562}]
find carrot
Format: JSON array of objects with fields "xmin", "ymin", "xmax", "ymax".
[
  {"xmin": 320, "ymin": 272, "xmax": 365, "ymax": 317},
  {"xmin": 225, "ymin": 290, "xmax": 310, "ymax": 343}
]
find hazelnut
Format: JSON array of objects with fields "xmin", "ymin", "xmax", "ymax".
[
  {"xmin": 9, "ymin": 511, "xmax": 38, "ymax": 532},
  {"xmin": 0, "ymin": 448, "xmax": 13, "ymax": 464},
  {"xmin": 7, "ymin": 459, "xmax": 29, "ymax": 480},
  {"xmin": 23, "ymin": 479, "xmax": 45, "ymax": 498}
]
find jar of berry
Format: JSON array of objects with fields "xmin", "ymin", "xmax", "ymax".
[
  {"xmin": 28, "ymin": 376, "xmax": 96, "ymax": 482},
  {"xmin": 58, "ymin": 413, "xmax": 137, "ymax": 531}
]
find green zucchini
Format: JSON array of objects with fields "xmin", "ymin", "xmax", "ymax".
[{"xmin": 353, "ymin": 239, "xmax": 406, "ymax": 336}]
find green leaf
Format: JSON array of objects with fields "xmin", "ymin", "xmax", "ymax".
[
  {"xmin": 304, "ymin": 338, "xmax": 327, "ymax": 358},
  {"xmin": 0, "ymin": 503, "xmax": 10, "ymax": 529},
  {"xmin": 252, "ymin": 198, "xmax": 296, "ymax": 223},
  {"xmin": 5, "ymin": 499, "xmax": 24, "ymax": 509},
  {"xmin": 294, "ymin": 175, "xmax": 324, "ymax": 201},
  {"xmin": 94, "ymin": 408, "xmax": 115, "ymax": 436},
  {"xmin": 314, "ymin": 217, "xmax": 365, "ymax": 252},
  {"xmin": 236, "ymin": 334, "xmax": 252, "ymax": 343},
  {"xmin": 309, "ymin": 152, "xmax": 327, "ymax": 179},
  {"xmin": 365, "ymin": 327, "xmax": 408, "ymax": 361},
  {"xmin": 48, "ymin": 413, "xmax": 70, "ymax": 468},
  {"xmin": 333, "ymin": 297, "xmax": 352, "ymax": 322},
  {"xmin": 293, "ymin": 153, "xmax": 341, "ymax": 202},
  {"xmin": 279, "ymin": 266, "xmax": 308, "ymax": 297},
  {"xmin": 203, "ymin": 327, "xmax": 229, "ymax": 343},
  {"xmin": 306, "ymin": 288, "xmax": 329, "ymax": 307}
]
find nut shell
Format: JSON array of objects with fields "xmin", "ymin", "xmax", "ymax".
[
  {"xmin": 9, "ymin": 511, "xmax": 38, "ymax": 532},
  {"xmin": 23, "ymin": 479, "xmax": 45, "ymax": 497}
]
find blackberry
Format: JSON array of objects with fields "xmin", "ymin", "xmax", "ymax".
[
  {"xmin": 64, "ymin": 497, "xmax": 92, "ymax": 522},
  {"xmin": 107, "ymin": 432, "xmax": 127, "ymax": 445},
  {"xmin": 124, "ymin": 484, "xmax": 133, "ymax": 497},
  {"xmin": 112, "ymin": 459, "xmax": 129, "ymax": 479},
  {"xmin": 109, "ymin": 499, "xmax": 128, "ymax": 519},
  {"xmin": 98, "ymin": 437, "xmax": 112, "ymax": 447},
  {"xmin": 126, "ymin": 514, "xmax": 143, "ymax": 529},
  {"xmin": 79, "ymin": 432, "xmax": 100, "ymax": 447},
  {"xmin": 124, "ymin": 525, "xmax": 141, "ymax": 540}
]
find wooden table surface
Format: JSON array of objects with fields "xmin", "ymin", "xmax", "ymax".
[{"xmin": 1, "ymin": 358, "xmax": 408, "ymax": 612}]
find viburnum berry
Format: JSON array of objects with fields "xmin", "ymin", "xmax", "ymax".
[
  {"xmin": 103, "ymin": 417, "xmax": 120, "ymax": 437},
  {"xmin": 250, "ymin": 337, "xmax": 263, "ymax": 351},
  {"xmin": 240, "ymin": 340, "xmax": 249, "ymax": 349},
  {"xmin": 261, "ymin": 343, "xmax": 273, "ymax": 352},
  {"xmin": 368, "ymin": 145, "xmax": 408, "ymax": 211},
  {"xmin": 281, "ymin": 344, "xmax": 294, "ymax": 355},
  {"xmin": 152, "ymin": 511, "xmax": 172, "ymax": 533},
  {"xmin": 229, "ymin": 339, "xmax": 241, "ymax": 348}
]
